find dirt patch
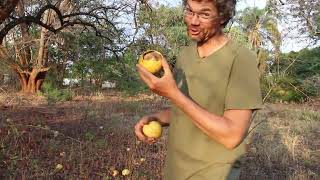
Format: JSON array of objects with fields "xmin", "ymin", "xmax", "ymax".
[{"xmin": 0, "ymin": 93, "xmax": 319, "ymax": 179}]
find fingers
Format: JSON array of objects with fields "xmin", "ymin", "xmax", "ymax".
[
  {"xmin": 159, "ymin": 56, "xmax": 172, "ymax": 75},
  {"xmin": 137, "ymin": 70, "xmax": 152, "ymax": 87},
  {"xmin": 136, "ymin": 64, "xmax": 156, "ymax": 81},
  {"xmin": 146, "ymin": 137, "xmax": 156, "ymax": 144},
  {"xmin": 136, "ymin": 64, "xmax": 161, "ymax": 92},
  {"xmin": 134, "ymin": 117, "xmax": 148, "ymax": 141},
  {"xmin": 134, "ymin": 117, "xmax": 158, "ymax": 144}
]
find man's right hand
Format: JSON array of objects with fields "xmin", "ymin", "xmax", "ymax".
[
  {"xmin": 135, "ymin": 109, "xmax": 171, "ymax": 144},
  {"xmin": 134, "ymin": 116, "xmax": 159, "ymax": 144}
]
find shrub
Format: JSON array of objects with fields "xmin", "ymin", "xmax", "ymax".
[
  {"xmin": 41, "ymin": 82, "xmax": 73, "ymax": 104},
  {"xmin": 300, "ymin": 75, "xmax": 320, "ymax": 97},
  {"xmin": 116, "ymin": 77, "xmax": 148, "ymax": 96},
  {"xmin": 261, "ymin": 74, "xmax": 305, "ymax": 103}
]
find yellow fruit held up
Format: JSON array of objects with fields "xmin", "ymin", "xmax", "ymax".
[
  {"xmin": 138, "ymin": 50, "xmax": 163, "ymax": 74},
  {"xmin": 142, "ymin": 121, "xmax": 162, "ymax": 138}
]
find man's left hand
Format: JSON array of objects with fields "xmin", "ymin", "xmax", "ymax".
[{"xmin": 136, "ymin": 57, "xmax": 179, "ymax": 99}]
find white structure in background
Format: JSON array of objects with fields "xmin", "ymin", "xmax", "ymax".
[
  {"xmin": 101, "ymin": 81, "xmax": 116, "ymax": 89},
  {"xmin": 63, "ymin": 78, "xmax": 80, "ymax": 86},
  {"xmin": 62, "ymin": 78, "xmax": 116, "ymax": 88}
]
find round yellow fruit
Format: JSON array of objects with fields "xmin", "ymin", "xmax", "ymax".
[
  {"xmin": 142, "ymin": 121, "xmax": 162, "ymax": 138},
  {"xmin": 55, "ymin": 164, "xmax": 63, "ymax": 170},
  {"xmin": 122, "ymin": 169, "xmax": 131, "ymax": 176},
  {"xmin": 138, "ymin": 50, "xmax": 163, "ymax": 74},
  {"xmin": 112, "ymin": 170, "xmax": 119, "ymax": 177}
]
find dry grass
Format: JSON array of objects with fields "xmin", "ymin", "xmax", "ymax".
[
  {"xmin": 0, "ymin": 92, "xmax": 319, "ymax": 179},
  {"xmin": 242, "ymin": 103, "xmax": 320, "ymax": 180}
]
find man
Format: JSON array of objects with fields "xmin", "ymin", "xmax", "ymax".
[{"xmin": 134, "ymin": 0, "xmax": 263, "ymax": 179}]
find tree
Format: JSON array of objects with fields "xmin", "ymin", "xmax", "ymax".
[
  {"xmin": 0, "ymin": 0, "xmax": 123, "ymax": 94},
  {"xmin": 267, "ymin": 0, "xmax": 320, "ymax": 43},
  {"xmin": 135, "ymin": 4, "xmax": 189, "ymax": 65},
  {"xmin": 66, "ymin": 32, "xmax": 122, "ymax": 87},
  {"xmin": 288, "ymin": 0, "xmax": 320, "ymax": 40},
  {"xmin": 0, "ymin": 0, "xmax": 20, "ymax": 24},
  {"xmin": 280, "ymin": 46, "xmax": 320, "ymax": 79},
  {"xmin": 237, "ymin": 6, "xmax": 282, "ymax": 75}
]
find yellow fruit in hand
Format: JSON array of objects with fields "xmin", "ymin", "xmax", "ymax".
[
  {"xmin": 142, "ymin": 121, "xmax": 162, "ymax": 138},
  {"xmin": 138, "ymin": 50, "xmax": 163, "ymax": 74}
]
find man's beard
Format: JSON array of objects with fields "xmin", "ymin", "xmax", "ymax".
[{"xmin": 189, "ymin": 29, "xmax": 214, "ymax": 44}]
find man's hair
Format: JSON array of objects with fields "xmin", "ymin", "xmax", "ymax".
[{"xmin": 183, "ymin": 0, "xmax": 237, "ymax": 27}]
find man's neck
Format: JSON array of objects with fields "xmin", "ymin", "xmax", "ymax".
[{"xmin": 197, "ymin": 33, "xmax": 229, "ymax": 59}]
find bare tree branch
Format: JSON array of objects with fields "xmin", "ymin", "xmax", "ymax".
[
  {"xmin": 0, "ymin": 2, "xmax": 120, "ymax": 43},
  {"xmin": 0, "ymin": 0, "xmax": 20, "ymax": 24}
]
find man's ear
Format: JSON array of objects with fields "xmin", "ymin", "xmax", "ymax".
[{"xmin": 219, "ymin": 18, "xmax": 227, "ymax": 26}]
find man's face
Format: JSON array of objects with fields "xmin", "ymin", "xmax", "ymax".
[{"xmin": 184, "ymin": 0, "xmax": 223, "ymax": 43}]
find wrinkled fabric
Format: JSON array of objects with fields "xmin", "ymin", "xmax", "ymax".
[{"xmin": 164, "ymin": 40, "xmax": 263, "ymax": 180}]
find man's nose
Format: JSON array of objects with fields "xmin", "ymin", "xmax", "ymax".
[{"xmin": 190, "ymin": 14, "xmax": 200, "ymax": 25}]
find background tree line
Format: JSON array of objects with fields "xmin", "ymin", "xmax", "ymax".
[{"xmin": 0, "ymin": 0, "xmax": 319, "ymax": 103}]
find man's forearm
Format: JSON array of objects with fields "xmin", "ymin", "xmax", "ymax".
[
  {"xmin": 150, "ymin": 108, "xmax": 171, "ymax": 126},
  {"xmin": 169, "ymin": 91, "xmax": 246, "ymax": 149}
]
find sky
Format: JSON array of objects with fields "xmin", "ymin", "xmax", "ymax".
[{"xmin": 159, "ymin": 0, "xmax": 315, "ymax": 53}]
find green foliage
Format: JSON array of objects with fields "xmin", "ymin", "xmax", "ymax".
[
  {"xmin": 236, "ymin": 6, "xmax": 281, "ymax": 76},
  {"xmin": 226, "ymin": 27, "xmax": 250, "ymax": 48},
  {"xmin": 116, "ymin": 78, "xmax": 148, "ymax": 95},
  {"xmin": 261, "ymin": 75, "xmax": 305, "ymax": 102},
  {"xmin": 261, "ymin": 45, "xmax": 320, "ymax": 102},
  {"xmin": 84, "ymin": 132, "xmax": 95, "ymax": 141},
  {"xmin": 40, "ymin": 82, "xmax": 73, "ymax": 104},
  {"xmin": 110, "ymin": 4, "xmax": 193, "ymax": 95},
  {"xmin": 45, "ymin": 66, "xmax": 62, "ymax": 88},
  {"xmin": 262, "ymin": 72, "xmax": 320, "ymax": 103},
  {"xmin": 136, "ymin": 5, "xmax": 190, "ymax": 64},
  {"xmin": 115, "ymin": 50, "xmax": 148, "ymax": 95},
  {"xmin": 66, "ymin": 32, "xmax": 123, "ymax": 88},
  {"xmin": 300, "ymin": 75, "xmax": 320, "ymax": 97},
  {"xmin": 290, "ymin": 47, "xmax": 320, "ymax": 79},
  {"xmin": 238, "ymin": 7, "xmax": 264, "ymax": 30}
]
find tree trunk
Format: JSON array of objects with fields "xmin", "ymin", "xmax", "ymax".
[
  {"xmin": 1, "ymin": 0, "xmax": 73, "ymax": 94},
  {"xmin": 12, "ymin": 67, "xmax": 47, "ymax": 94}
]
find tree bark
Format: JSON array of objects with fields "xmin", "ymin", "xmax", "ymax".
[
  {"xmin": 13, "ymin": 68, "xmax": 48, "ymax": 94},
  {"xmin": 0, "ymin": 0, "xmax": 20, "ymax": 24}
]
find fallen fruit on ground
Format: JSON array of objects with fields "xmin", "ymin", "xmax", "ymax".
[
  {"xmin": 112, "ymin": 170, "xmax": 119, "ymax": 177},
  {"xmin": 142, "ymin": 121, "xmax": 162, "ymax": 138},
  {"xmin": 122, "ymin": 169, "xmax": 131, "ymax": 176},
  {"xmin": 55, "ymin": 164, "xmax": 63, "ymax": 170},
  {"xmin": 138, "ymin": 50, "xmax": 163, "ymax": 74}
]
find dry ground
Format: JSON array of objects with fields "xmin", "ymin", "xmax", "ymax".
[{"xmin": 0, "ymin": 91, "xmax": 319, "ymax": 179}]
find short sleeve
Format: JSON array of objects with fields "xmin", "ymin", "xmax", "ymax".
[{"xmin": 224, "ymin": 48, "xmax": 263, "ymax": 110}]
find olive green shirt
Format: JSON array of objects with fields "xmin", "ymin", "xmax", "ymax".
[{"xmin": 164, "ymin": 40, "xmax": 263, "ymax": 180}]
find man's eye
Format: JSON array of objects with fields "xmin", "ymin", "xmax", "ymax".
[{"xmin": 200, "ymin": 13, "xmax": 211, "ymax": 17}]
